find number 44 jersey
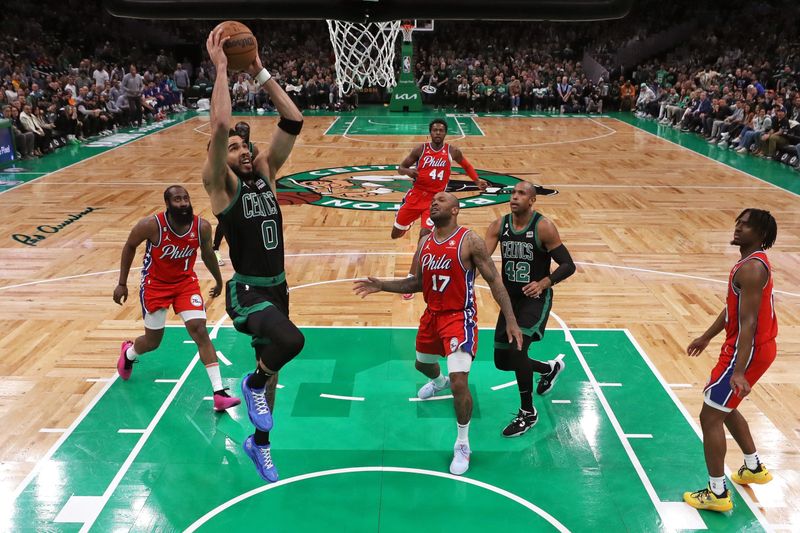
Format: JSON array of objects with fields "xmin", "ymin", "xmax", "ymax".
[{"xmin": 415, "ymin": 142, "xmax": 452, "ymax": 193}]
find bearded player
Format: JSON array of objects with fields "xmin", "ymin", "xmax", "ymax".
[{"xmin": 113, "ymin": 185, "xmax": 240, "ymax": 412}]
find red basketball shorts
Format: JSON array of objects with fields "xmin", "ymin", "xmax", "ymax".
[
  {"xmin": 394, "ymin": 188, "xmax": 436, "ymax": 232},
  {"xmin": 703, "ymin": 339, "xmax": 776, "ymax": 411},
  {"xmin": 415, "ymin": 307, "xmax": 479, "ymax": 357}
]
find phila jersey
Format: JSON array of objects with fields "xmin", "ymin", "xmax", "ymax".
[
  {"xmin": 420, "ymin": 226, "xmax": 476, "ymax": 313},
  {"xmin": 142, "ymin": 212, "xmax": 200, "ymax": 284},
  {"xmin": 414, "ymin": 142, "xmax": 452, "ymax": 193},
  {"xmin": 724, "ymin": 250, "xmax": 778, "ymax": 350}
]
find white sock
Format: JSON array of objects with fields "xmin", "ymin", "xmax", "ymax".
[
  {"xmin": 709, "ymin": 475, "xmax": 727, "ymax": 496},
  {"xmin": 456, "ymin": 422, "xmax": 470, "ymax": 446},
  {"xmin": 432, "ymin": 373, "xmax": 447, "ymax": 388},
  {"xmin": 744, "ymin": 452, "xmax": 760, "ymax": 471},
  {"xmin": 206, "ymin": 363, "xmax": 223, "ymax": 392},
  {"xmin": 125, "ymin": 345, "xmax": 139, "ymax": 361},
  {"xmin": 406, "ymin": 273, "xmax": 414, "ymax": 279},
  {"xmin": 547, "ymin": 360, "xmax": 555, "ymax": 372}
]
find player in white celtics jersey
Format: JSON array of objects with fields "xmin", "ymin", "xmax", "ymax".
[{"xmin": 484, "ymin": 181, "xmax": 575, "ymax": 437}]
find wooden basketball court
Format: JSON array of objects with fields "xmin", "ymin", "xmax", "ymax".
[{"xmin": 1, "ymin": 109, "xmax": 798, "ymax": 530}]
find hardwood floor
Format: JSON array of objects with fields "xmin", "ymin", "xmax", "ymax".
[{"xmin": 1, "ymin": 113, "xmax": 797, "ymax": 526}]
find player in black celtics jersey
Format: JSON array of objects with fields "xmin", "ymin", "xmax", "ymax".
[
  {"xmin": 484, "ymin": 181, "xmax": 576, "ymax": 437},
  {"xmin": 212, "ymin": 121, "xmax": 259, "ymax": 266},
  {"xmin": 203, "ymin": 28, "xmax": 305, "ymax": 483}
]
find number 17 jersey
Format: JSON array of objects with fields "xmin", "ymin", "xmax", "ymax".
[{"xmin": 420, "ymin": 226, "xmax": 476, "ymax": 313}]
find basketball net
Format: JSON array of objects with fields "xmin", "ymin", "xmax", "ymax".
[{"xmin": 326, "ymin": 19, "xmax": 402, "ymax": 96}]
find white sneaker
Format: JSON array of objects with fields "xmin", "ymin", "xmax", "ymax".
[
  {"xmin": 214, "ymin": 250, "xmax": 225, "ymax": 266},
  {"xmin": 450, "ymin": 443, "xmax": 471, "ymax": 475},
  {"xmin": 417, "ymin": 376, "xmax": 450, "ymax": 399}
]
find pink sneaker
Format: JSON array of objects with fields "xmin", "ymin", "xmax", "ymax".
[
  {"xmin": 213, "ymin": 392, "xmax": 241, "ymax": 412},
  {"xmin": 117, "ymin": 340, "xmax": 134, "ymax": 380},
  {"xmin": 402, "ymin": 293, "xmax": 414, "ymax": 300}
]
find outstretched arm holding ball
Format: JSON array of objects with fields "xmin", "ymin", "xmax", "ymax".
[
  {"xmin": 201, "ymin": 22, "xmax": 303, "ymax": 215},
  {"xmin": 202, "ymin": 26, "xmax": 237, "ymax": 215},
  {"xmin": 247, "ymin": 50, "xmax": 303, "ymax": 189}
]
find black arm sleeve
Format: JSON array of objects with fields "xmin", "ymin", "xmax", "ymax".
[
  {"xmin": 278, "ymin": 117, "xmax": 303, "ymax": 135},
  {"xmin": 547, "ymin": 244, "xmax": 576, "ymax": 285}
]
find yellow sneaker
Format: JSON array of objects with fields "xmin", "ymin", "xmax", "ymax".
[
  {"xmin": 683, "ymin": 485, "xmax": 733, "ymax": 512},
  {"xmin": 731, "ymin": 463, "xmax": 773, "ymax": 485}
]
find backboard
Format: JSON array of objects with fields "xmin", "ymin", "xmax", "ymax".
[{"xmin": 104, "ymin": 0, "xmax": 633, "ymax": 22}]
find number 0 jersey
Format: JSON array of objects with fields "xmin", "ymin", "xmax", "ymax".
[
  {"xmin": 142, "ymin": 212, "xmax": 200, "ymax": 284},
  {"xmin": 499, "ymin": 212, "xmax": 552, "ymax": 299},
  {"xmin": 216, "ymin": 175, "xmax": 285, "ymax": 280},
  {"xmin": 420, "ymin": 226, "xmax": 476, "ymax": 313},
  {"xmin": 414, "ymin": 142, "xmax": 452, "ymax": 193},
  {"xmin": 724, "ymin": 251, "xmax": 778, "ymax": 350}
]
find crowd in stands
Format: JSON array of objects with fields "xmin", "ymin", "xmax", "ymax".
[{"xmin": 1, "ymin": 0, "xmax": 798, "ymax": 169}]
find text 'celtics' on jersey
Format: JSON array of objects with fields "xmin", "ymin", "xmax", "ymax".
[
  {"xmin": 499, "ymin": 212, "xmax": 551, "ymax": 298},
  {"xmin": 217, "ymin": 176, "xmax": 285, "ymax": 279}
]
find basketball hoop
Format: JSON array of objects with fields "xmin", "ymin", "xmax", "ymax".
[
  {"xmin": 401, "ymin": 23, "xmax": 415, "ymax": 43},
  {"xmin": 326, "ymin": 19, "xmax": 402, "ymax": 96}
]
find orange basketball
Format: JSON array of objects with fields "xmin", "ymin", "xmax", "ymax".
[{"xmin": 214, "ymin": 21, "xmax": 258, "ymax": 71}]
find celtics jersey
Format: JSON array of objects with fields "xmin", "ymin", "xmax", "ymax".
[
  {"xmin": 499, "ymin": 212, "xmax": 551, "ymax": 298},
  {"xmin": 216, "ymin": 175, "xmax": 284, "ymax": 280}
]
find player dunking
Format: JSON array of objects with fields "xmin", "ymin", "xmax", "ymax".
[
  {"xmin": 394, "ymin": 118, "xmax": 488, "ymax": 299},
  {"xmin": 204, "ymin": 28, "xmax": 305, "ymax": 483},
  {"xmin": 484, "ymin": 181, "xmax": 575, "ymax": 437},
  {"xmin": 113, "ymin": 185, "xmax": 240, "ymax": 412},
  {"xmin": 683, "ymin": 209, "xmax": 778, "ymax": 512},
  {"xmin": 355, "ymin": 192, "xmax": 522, "ymax": 475}
]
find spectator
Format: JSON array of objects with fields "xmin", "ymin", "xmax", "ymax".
[{"xmin": 121, "ymin": 64, "xmax": 144, "ymax": 127}]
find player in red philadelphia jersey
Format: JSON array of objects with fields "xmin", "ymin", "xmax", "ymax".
[
  {"xmin": 393, "ymin": 118, "xmax": 488, "ymax": 300},
  {"xmin": 683, "ymin": 208, "xmax": 778, "ymax": 512},
  {"xmin": 113, "ymin": 185, "xmax": 240, "ymax": 412},
  {"xmin": 355, "ymin": 192, "xmax": 522, "ymax": 476}
]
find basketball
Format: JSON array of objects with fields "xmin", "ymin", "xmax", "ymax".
[{"xmin": 214, "ymin": 20, "xmax": 258, "ymax": 71}]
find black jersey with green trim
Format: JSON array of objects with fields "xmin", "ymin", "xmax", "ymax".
[
  {"xmin": 216, "ymin": 175, "xmax": 284, "ymax": 278},
  {"xmin": 499, "ymin": 212, "xmax": 552, "ymax": 298}
]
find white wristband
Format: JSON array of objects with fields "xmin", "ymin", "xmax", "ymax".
[{"xmin": 255, "ymin": 68, "xmax": 271, "ymax": 86}]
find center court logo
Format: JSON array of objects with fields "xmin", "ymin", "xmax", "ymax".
[{"xmin": 276, "ymin": 165, "xmax": 557, "ymax": 211}]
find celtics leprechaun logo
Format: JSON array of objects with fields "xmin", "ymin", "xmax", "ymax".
[{"xmin": 276, "ymin": 165, "xmax": 557, "ymax": 210}]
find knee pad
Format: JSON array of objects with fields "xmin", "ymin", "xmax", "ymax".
[
  {"xmin": 447, "ymin": 351, "xmax": 473, "ymax": 374},
  {"xmin": 416, "ymin": 352, "xmax": 440, "ymax": 364}
]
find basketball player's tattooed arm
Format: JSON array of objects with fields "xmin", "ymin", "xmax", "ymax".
[
  {"xmin": 523, "ymin": 218, "xmax": 575, "ymax": 298},
  {"xmin": 113, "ymin": 217, "xmax": 159, "ymax": 305},
  {"xmin": 449, "ymin": 145, "xmax": 488, "ymax": 190},
  {"xmin": 398, "ymin": 144, "xmax": 425, "ymax": 181},
  {"xmin": 729, "ymin": 260, "xmax": 768, "ymax": 398},
  {"xmin": 354, "ymin": 239, "xmax": 425, "ymax": 297},
  {"xmin": 466, "ymin": 231, "xmax": 523, "ymax": 350},
  {"xmin": 250, "ymin": 53, "xmax": 303, "ymax": 189},
  {"xmin": 687, "ymin": 309, "xmax": 725, "ymax": 357},
  {"xmin": 202, "ymin": 27, "xmax": 237, "ymax": 214},
  {"xmin": 198, "ymin": 219, "xmax": 223, "ymax": 298},
  {"xmin": 483, "ymin": 217, "xmax": 503, "ymax": 256}
]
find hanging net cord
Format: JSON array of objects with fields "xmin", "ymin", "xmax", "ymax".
[{"xmin": 326, "ymin": 19, "xmax": 402, "ymax": 96}]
